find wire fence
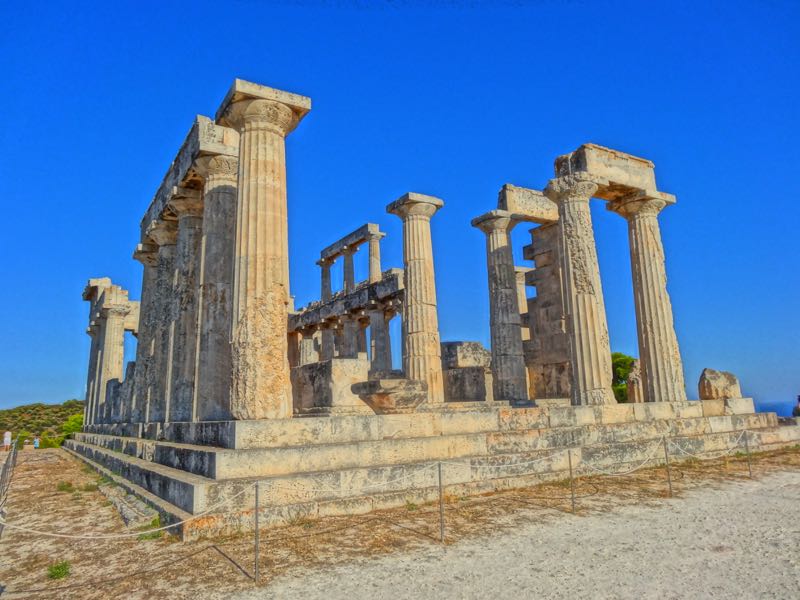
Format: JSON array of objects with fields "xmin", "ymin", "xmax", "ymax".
[
  {"xmin": 0, "ymin": 426, "xmax": 797, "ymax": 589},
  {"xmin": 0, "ymin": 436, "xmax": 20, "ymax": 539}
]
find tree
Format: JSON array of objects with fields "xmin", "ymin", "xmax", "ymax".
[
  {"xmin": 611, "ymin": 352, "xmax": 636, "ymax": 403},
  {"xmin": 61, "ymin": 413, "xmax": 83, "ymax": 437}
]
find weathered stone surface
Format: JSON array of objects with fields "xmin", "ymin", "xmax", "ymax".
[
  {"xmin": 441, "ymin": 342, "xmax": 491, "ymax": 369},
  {"xmin": 627, "ymin": 359, "xmax": 644, "ymax": 403},
  {"xmin": 292, "ymin": 357, "xmax": 372, "ymax": 415},
  {"xmin": 352, "ymin": 379, "xmax": 428, "ymax": 414},
  {"xmin": 698, "ymin": 368, "xmax": 743, "ymax": 400}
]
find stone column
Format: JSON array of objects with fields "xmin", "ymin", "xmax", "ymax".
[
  {"xmin": 343, "ymin": 246, "xmax": 356, "ymax": 293},
  {"xmin": 97, "ymin": 306, "xmax": 128, "ymax": 422},
  {"xmin": 219, "ymin": 92, "xmax": 309, "ymax": 420},
  {"xmin": 194, "ymin": 155, "xmax": 239, "ymax": 421},
  {"xmin": 146, "ymin": 219, "xmax": 178, "ymax": 422},
  {"xmin": 609, "ymin": 196, "xmax": 686, "ymax": 403},
  {"xmin": 299, "ymin": 328, "xmax": 318, "ymax": 366},
  {"xmin": 318, "ymin": 258, "xmax": 335, "ymax": 361},
  {"xmin": 167, "ymin": 188, "xmax": 203, "ymax": 422},
  {"xmin": 368, "ymin": 233, "xmax": 384, "ymax": 283},
  {"xmin": 387, "ymin": 192, "xmax": 445, "ymax": 404},
  {"xmin": 131, "ymin": 243, "xmax": 158, "ymax": 423},
  {"xmin": 84, "ymin": 322, "xmax": 101, "ymax": 425},
  {"xmin": 368, "ymin": 307, "xmax": 392, "ymax": 374},
  {"xmin": 472, "ymin": 210, "xmax": 532, "ymax": 406},
  {"xmin": 544, "ymin": 176, "xmax": 615, "ymax": 405},
  {"xmin": 340, "ymin": 314, "xmax": 360, "ymax": 358}
]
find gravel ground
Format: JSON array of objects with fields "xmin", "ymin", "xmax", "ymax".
[{"xmin": 233, "ymin": 470, "xmax": 800, "ymax": 600}]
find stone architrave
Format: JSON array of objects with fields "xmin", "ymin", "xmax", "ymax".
[
  {"xmin": 194, "ymin": 154, "xmax": 239, "ymax": 421},
  {"xmin": 544, "ymin": 175, "xmax": 616, "ymax": 405},
  {"xmin": 609, "ymin": 194, "xmax": 686, "ymax": 403},
  {"xmin": 145, "ymin": 219, "xmax": 178, "ymax": 422},
  {"xmin": 131, "ymin": 243, "xmax": 158, "ymax": 422},
  {"xmin": 217, "ymin": 80, "xmax": 311, "ymax": 419},
  {"xmin": 167, "ymin": 188, "xmax": 204, "ymax": 422},
  {"xmin": 387, "ymin": 192, "xmax": 445, "ymax": 404},
  {"xmin": 472, "ymin": 210, "xmax": 532, "ymax": 406}
]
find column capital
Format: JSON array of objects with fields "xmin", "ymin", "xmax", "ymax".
[
  {"xmin": 132, "ymin": 242, "xmax": 158, "ymax": 266},
  {"xmin": 387, "ymin": 192, "xmax": 444, "ymax": 219},
  {"xmin": 168, "ymin": 187, "xmax": 203, "ymax": 218},
  {"xmin": 316, "ymin": 256, "xmax": 334, "ymax": 268},
  {"xmin": 471, "ymin": 209, "xmax": 514, "ymax": 234},
  {"xmin": 216, "ymin": 80, "xmax": 311, "ymax": 136},
  {"xmin": 194, "ymin": 154, "xmax": 239, "ymax": 182},
  {"xmin": 544, "ymin": 175, "xmax": 600, "ymax": 204},
  {"xmin": 608, "ymin": 191, "xmax": 673, "ymax": 219},
  {"xmin": 145, "ymin": 219, "xmax": 178, "ymax": 247},
  {"xmin": 101, "ymin": 304, "xmax": 131, "ymax": 319}
]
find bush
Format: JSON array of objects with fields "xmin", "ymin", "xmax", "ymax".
[
  {"xmin": 611, "ymin": 352, "xmax": 636, "ymax": 403},
  {"xmin": 61, "ymin": 413, "xmax": 83, "ymax": 437},
  {"xmin": 47, "ymin": 560, "xmax": 71, "ymax": 580}
]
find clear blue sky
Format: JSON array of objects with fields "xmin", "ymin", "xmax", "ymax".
[{"xmin": 1, "ymin": 1, "xmax": 798, "ymax": 414}]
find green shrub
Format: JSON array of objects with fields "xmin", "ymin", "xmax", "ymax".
[
  {"xmin": 80, "ymin": 483, "xmax": 98, "ymax": 492},
  {"xmin": 137, "ymin": 516, "xmax": 163, "ymax": 540},
  {"xmin": 56, "ymin": 481, "xmax": 75, "ymax": 493},
  {"xmin": 61, "ymin": 413, "xmax": 84, "ymax": 437},
  {"xmin": 47, "ymin": 561, "xmax": 71, "ymax": 579}
]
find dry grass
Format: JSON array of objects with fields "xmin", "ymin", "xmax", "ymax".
[{"xmin": 0, "ymin": 446, "xmax": 798, "ymax": 599}]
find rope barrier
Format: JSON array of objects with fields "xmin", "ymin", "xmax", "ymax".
[
  {"xmin": 667, "ymin": 430, "xmax": 746, "ymax": 461},
  {"xmin": 0, "ymin": 482, "xmax": 256, "ymax": 540},
  {"xmin": 579, "ymin": 441, "xmax": 663, "ymax": 477}
]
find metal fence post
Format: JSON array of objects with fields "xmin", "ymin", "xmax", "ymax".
[
  {"xmin": 437, "ymin": 462, "xmax": 445, "ymax": 544},
  {"xmin": 743, "ymin": 430, "xmax": 753, "ymax": 478},
  {"xmin": 662, "ymin": 437, "xmax": 673, "ymax": 497},
  {"xmin": 567, "ymin": 448, "xmax": 576, "ymax": 514},
  {"xmin": 254, "ymin": 482, "xmax": 260, "ymax": 585}
]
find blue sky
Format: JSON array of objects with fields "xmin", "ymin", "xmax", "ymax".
[{"xmin": 1, "ymin": 1, "xmax": 798, "ymax": 414}]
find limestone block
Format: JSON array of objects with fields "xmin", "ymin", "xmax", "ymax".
[
  {"xmin": 291, "ymin": 357, "xmax": 371, "ymax": 415},
  {"xmin": 701, "ymin": 399, "xmax": 726, "ymax": 417},
  {"xmin": 351, "ymin": 379, "xmax": 428, "ymax": 414},
  {"xmin": 554, "ymin": 143, "xmax": 657, "ymax": 200},
  {"xmin": 698, "ymin": 368, "xmax": 743, "ymax": 400},
  {"xmin": 440, "ymin": 341, "xmax": 491, "ymax": 369},
  {"xmin": 496, "ymin": 184, "xmax": 558, "ymax": 224},
  {"xmin": 724, "ymin": 397, "xmax": 755, "ymax": 415},
  {"xmin": 443, "ymin": 367, "xmax": 490, "ymax": 402}
]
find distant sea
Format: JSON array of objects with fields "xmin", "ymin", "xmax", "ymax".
[{"xmin": 755, "ymin": 398, "xmax": 795, "ymax": 417}]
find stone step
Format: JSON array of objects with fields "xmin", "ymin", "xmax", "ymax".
[
  {"xmin": 75, "ymin": 411, "xmax": 776, "ymax": 481},
  {"xmin": 67, "ymin": 423, "xmax": 800, "ymax": 540},
  {"xmin": 84, "ymin": 400, "xmax": 756, "ymax": 450}
]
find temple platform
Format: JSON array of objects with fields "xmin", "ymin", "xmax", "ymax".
[{"xmin": 65, "ymin": 400, "xmax": 800, "ymax": 540}]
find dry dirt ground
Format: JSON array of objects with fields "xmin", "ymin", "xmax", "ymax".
[{"xmin": 0, "ymin": 447, "xmax": 798, "ymax": 599}]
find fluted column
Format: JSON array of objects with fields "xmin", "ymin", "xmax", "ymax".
[
  {"xmin": 343, "ymin": 247, "xmax": 356, "ymax": 294},
  {"xmin": 318, "ymin": 257, "xmax": 335, "ymax": 361},
  {"xmin": 609, "ymin": 196, "xmax": 686, "ymax": 403},
  {"xmin": 131, "ymin": 244, "xmax": 158, "ymax": 422},
  {"xmin": 545, "ymin": 176, "xmax": 615, "ymax": 405},
  {"xmin": 472, "ymin": 210, "xmax": 532, "ymax": 406},
  {"xmin": 146, "ymin": 219, "xmax": 178, "ymax": 422},
  {"xmin": 368, "ymin": 233, "xmax": 384, "ymax": 283},
  {"xmin": 84, "ymin": 323, "xmax": 101, "ymax": 425},
  {"xmin": 167, "ymin": 189, "xmax": 203, "ymax": 422},
  {"xmin": 97, "ymin": 306, "xmax": 128, "ymax": 423},
  {"xmin": 368, "ymin": 307, "xmax": 391, "ymax": 375},
  {"xmin": 387, "ymin": 192, "xmax": 445, "ymax": 404},
  {"xmin": 194, "ymin": 155, "xmax": 238, "ymax": 421},
  {"xmin": 219, "ymin": 95, "xmax": 309, "ymax": 419}
]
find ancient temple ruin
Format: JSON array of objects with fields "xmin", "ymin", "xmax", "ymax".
[{"xmin": 68, "ymin": 79, "xmax": 800, "ymax": 538}]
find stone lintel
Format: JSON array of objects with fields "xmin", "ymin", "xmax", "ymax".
[
  {"xmin": 555, "ymin": 143, "xmax": 662, "ymax": 202},
  {"xmin": 214, "ymin": 78, "xmax": 312, "ymax": 124},
  {"xmin": 139, "ymin": 115, "xmax": 238, "ymax": 241},
  {"xmin": 497, "ymin": 184, "xmax": 559, "ymax": 224},
  {"xmin": 320, "ymin": 223, "xmax": 384, "ymax": 261}
]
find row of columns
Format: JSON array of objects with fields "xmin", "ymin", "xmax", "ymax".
[{"xmin": 473, "ymin": 173, "xmax": 686, "ymax": 407}]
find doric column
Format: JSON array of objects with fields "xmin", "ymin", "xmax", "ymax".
[
  {"xmin": 299, "ymin": 327, "xmax": 318, "ymax": 366},
  {"xmin": 368, "ymin": 233, "xmax": 384, "ymax": 283},
  {"xmin": 368, "ymin": 307, "xmax": 392, "ymax": 374},
  {"xmin": 84, "ymin": 322, "xmax": 101, "ymax": 425},
  {"xmin": 472, "ymin": 210, "xmax": 532, "ymax": 406},
  {"xmin": 97, "ymin": 306, "xmax": 128, "ymax": 423},
  {"xmin": 386, "ymin": 192, "xmax": 445, "ymax": 404},
  {"xmin": 544, "ymin": 175, "xmax": 615, "ymax": 405},
  {"xmin": 131, "ymin": 244, "xmax": 158, "ymax": 422},
  {"xmin": 609, "ymin": 195, "xmax": 686, "ymax": 403},
  {"xmin": 343, "ymin": 246, "xmax": 356, "ymax": 294},
  {"xmin": 340, "ymin": 314, "xmax": 360, "ymax": 358},
  {"xmin": 167, "ymin": 188, "xmax": 203, "ymax": 422},
  {"xmin": 318, "ymin": 257, "xmax": 335, "ymax": 361},
  {"xmin": 145, "ymin": 219, "xmax": 178, "ymax": 422},
  {"xmin": 218, "ymin": 88, "xmax": 310, "ymax": 419},
  {"xmin": 194, "ymin": 154, "xmax": 239, "ymax": 421}
]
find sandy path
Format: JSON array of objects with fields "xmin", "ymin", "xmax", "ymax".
[{"xmin": 233, "ymin": 470, "xmax": 800, "ymax": 600}]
